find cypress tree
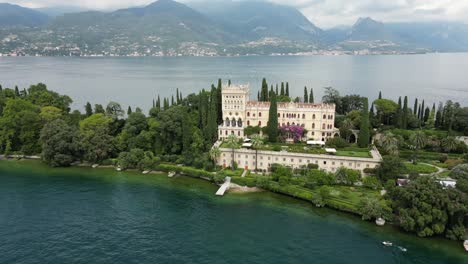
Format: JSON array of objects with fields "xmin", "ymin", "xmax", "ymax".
[
  {"xmin": 270, "ymin": 85, "xmax": 274, "ymax": 99},
  {"xmin": 417, "ymin": 105, "xmax": 422, "ymax": 121},
  {"xmin": 280, "ymin": 82, "xmax": 285, "ymax": 96},
  {"xmin": 358, "ymin": 98, "xmax": 370, "ymax": 148},
  {"xmin": 164, "ymin": 98, "xmax": 169, "ymax": 110},
  {"xmin": 228, "ymin": 80, "xmax": 231, "ymax": 86},
  {"xmin": 217, "ymin": 79, "xmax": 223, "ymax": 124},
  {"xmin": 303, "ymin": 86, "xmax": 308, "ymax": 103},
  {"xmin": 395, "ymin": 97, "xmax": 402, "ymax": 128},
  {"xmin": 424, "ymin": 107, "xmax": 430, "ymax": 123},
  {"xmin": 267, "ymin": 92, "xmax": 278, "ymax": 143},
  {"xmin": 127, "ymin": 106, "xmax": 132, "ymax": 115},
  {"xmin": 152, "ymin": 99, "xmax": 155, "ymax": 108},
  {"xmin": 420, "ymin": 100, "xmax": 425, "ymax": 121},
  {"xmin": 378, "ymin": 91, "xmax": 382, "ymax": 99},
  {"xmin": 257, "ymin": 91, "xmax": 260, "ymax": 101},
  {"xmin": 309, "ymin": 88, "xmax": 314, "ymax": 103},
  {"xmin": 275, "ymin": 84, "xmax": 278, "ymax": 95},
  {"xmin": 206, "ymin": 86, "xmax": 219, "ymax": 143},
  {"xmin": 85, "ymin": 102, "xmax": 93, "ymax": 117},
  {"xmin": 285, "ymin": 82, "xmax": 289, "ymax": 97},
  {"xmin": 0, "ymin": 84, "xmax": 2, "ymax": 91},
  {"xmin": 21, "ymin": 88, "xmax": 27, "ymax": 97},
  {"xmin": 156, "ymin": 95, "xmax": 161, "ymax": 109},
  {"xmin": 402, "ymin": 96, "xmax": 409, "ymax": 129},
  {"xmin": 176, "ymin": 88, "xmax": 180, "ymax": 104},
  {"xmin": 261, "ymin": 78, "xmax": 268, "ymax": 101},
  {"xmin": 413, "ymin": 98, "xmax": 418, "ymax": 115},
  {"xmin": 14, "ymin": 86, "xmax": 20, "ymax": 97},
  {"xmin": 171, "ymin": 96, "xmax": 174, "ymax": 106}
]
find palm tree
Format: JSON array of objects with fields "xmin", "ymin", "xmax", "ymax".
[
  {"xmin": 225, "ymin": 134, "xmax": 240, "ymax": 169},
  {"xmin": 209, "ymin": 146, "xmax": 221, "ymax": 166},
  {"xmin": 379, "ymin": 132, "xmax": 399, "ymax": 156},
  {"xmin": 410, "ymin": 131, "xmax": 427, "ymax": 162},
  {"xmin": 442, "ymin": 137, "xmax": 458, "ymax": 153},
  {"xmin": 339, "ymin": 119, "xmax": 354, "ymax": 142},
  {"xmin": 251, "ymin": 134, "xmax": 264, "ymax": 172}
]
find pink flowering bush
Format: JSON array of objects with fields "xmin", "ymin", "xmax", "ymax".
[{"xmin": 279, "ymin": 125, "xmax": 305, "ymax": 142}]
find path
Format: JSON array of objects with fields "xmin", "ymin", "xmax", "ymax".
[{"xmin": 216, "ymin": 177, "xmax": 231, "ymax": 196}]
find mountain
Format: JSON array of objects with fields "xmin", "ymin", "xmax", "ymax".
[
  {"xmin": 49, "ymin": 0, "xmax": 230, "ymax": 45},
  {"xmin": 190, "ymin": 0, "xmax": 322, "ymax": 42},
  {"xmin": 0, "ymin": 3, "xmax": 49, "ymax": 27},
  {"xmin": 346, "ymin": 17, "xmax": 397, "ymax": 41},
  {"xmin": 35, "ymin": 6, "xmax": 91, "ymax": 17},
  {"xmin": 386, "ymin": 22, "xmax": 468, "ymax": 52}
]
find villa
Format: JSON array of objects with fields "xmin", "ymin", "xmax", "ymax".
[
  {"xmin": 217, "ymin": 84, "xmax": 338, "ymax": 141},
  {"xmin": 215, "ymin": 84, "xmax": 382, "ymax": 173}
]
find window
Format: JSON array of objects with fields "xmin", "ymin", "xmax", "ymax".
[
  {"xmin": 332, "ymin": 162, "xmax": 335, "ymax": 165},
  {"xmin": 313, "ymin": 114, "xmax": 316, "ymax": 119},
  {"xmin": 323, "ymin": 114, "xmax": 326, "ymax": 119},
  {"xmin": 323, "ymin": 161, "xmax": 327, "ymax": 165},
  {"xmin": 258, "ymin": 121, "xmax": 262, "ymax": 126},
  {"xmin": 312, "ymin": 123, "xmax": 315, "ymax": 129},
  {"xmin": 302, "ymin": 114, "xmax": 306, "ymax": 119},
  {"xmin": 259, "ymin": 112, "xmax": 262, "ymax": 117},
  {"xmin": 322, "ymin": 124, "xmax": 326, "ymax": 129},
  {"xmin": 247, "ymin": 121, "xmax": 250, "ymax": 126}
]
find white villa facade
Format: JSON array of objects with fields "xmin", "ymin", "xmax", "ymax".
[
  {"xmin": 218, "ymin": 84, "xmax": 338, "ymax": 141},
  {"xmin": 215, "ymin": 83, "xmax": 382, "ymax": 173}
]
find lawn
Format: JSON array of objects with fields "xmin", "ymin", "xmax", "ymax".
[
  {"xmin": 220, "ymin": 141, "xmax": 372, "ymax": 158},
  {"xmin": 403, "ymin": 163, "xmax": 439, "ymax": 174}
]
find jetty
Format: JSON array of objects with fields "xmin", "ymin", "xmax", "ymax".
[{"xmin": 216, "ymin": 177, "xmax": 231, "ymax": 196}]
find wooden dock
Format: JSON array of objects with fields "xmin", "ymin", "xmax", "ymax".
[{"xmin": 216, "ymin": 177, "xmax": 231, "ymax": 196}]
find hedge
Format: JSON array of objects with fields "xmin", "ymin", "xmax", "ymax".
[
  {"xmin": 155, "ymin": 163, "xmax": 214, "ymax": 180},
  {"xmin": 231, "ymin": 176, "xmax": 257, "ymax": 187}
]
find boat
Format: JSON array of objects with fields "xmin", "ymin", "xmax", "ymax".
[
  {"xmin": 382, "ymin": 241, "xmax": 393, "ymax": 246},
  {"xmin": 464, "ymin": 240, "xmax": 468, "ymax": 252},
  {"xmin": 398, "ymin": 246, "xmax": 407, "ymax": 252}
]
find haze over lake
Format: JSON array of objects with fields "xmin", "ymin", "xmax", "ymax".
[{"xmin": 0, "ymin": 53, "xmax": 467, "ymax": 110}]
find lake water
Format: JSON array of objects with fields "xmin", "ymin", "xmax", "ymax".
[
  {"xmin": 0, "ymin": 54, "xmax": 467, "ymax": 111},
  {"xmin": 0, "ymin": 161, "xmax": 466, "ymax": 264}
]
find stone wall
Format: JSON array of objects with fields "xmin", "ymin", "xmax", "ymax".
[{"xmin": 218, "ymin": 148, "xmax": 381, "ymax": 173}]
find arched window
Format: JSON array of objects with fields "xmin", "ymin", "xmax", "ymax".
[
  {"xmin": 302, "ymin": 114, "xmax": 305, "ymax": 119},
  {"xmin": 247, "ymin": 112, "xmax": 250, "ymax": 117},
  {"xmin": 322, "ymin": 124, "xmax": 326, "ymax": 129},
  {"xmin": 292, "ymin": 122, "xmax": 296, "ymax": 125},
  {"xmin": 258, "ymin": 121, "xmax": 262, "ymax": 126},
  {"xmin": 259, "ymin": 112, "xmax": 262, "ymax": 117},
  {"xmin": 312, "ymin": 123, "xmax": 315, "ymax": 129},
  {"xmin": 247, "ymin": 120, "xmax": 250, "ymax": 126},
  {"xmin": 232, "ymin": 118, "xmax": 237, "ymax": 127},
  {"xmin": 313, "ymin": 114, "xmax": 316, "ymax": 119},
  {"xmin": 237, "ymin": 118, "xmax": 243, "ymax": 127},
  {"xmin": 323, "ymin": 114, "xmax": 326, "ymax": 119},
  {"xmin": 277, "ymin": 113, "xmax": 281, "ymax": 118},
  {"xmin": 225, "ymin": 118, "xmax": 230, "ymax": 127},
  {"xmin": 287, "ymin": 122, "xmax": 290, "ymax": 126}
]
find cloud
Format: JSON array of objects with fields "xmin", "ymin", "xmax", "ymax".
[{"xmin": 3, "ymin": 0, "xmax": 468, "ymax": 28}]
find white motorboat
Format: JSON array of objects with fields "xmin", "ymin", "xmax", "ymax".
[{"xmin": 382, "ymin": 241, "xmax": 393, "ymax": 246}]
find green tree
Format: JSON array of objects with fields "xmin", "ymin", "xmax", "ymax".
[
  {"xmin": 127, "ymin": 106, "xmax": 132, "ymax": 116},
  {"xmin": 225, "ymin": 134, "xmax": 239, "ymax": 169},
  {"xmin": 209, "ymin": 146, "xmax": 221, "ymax": 165},
  {"xmin": 106, "ymin": 101, "xmax": 124, "ymax": 119},
  {"xmin": 39, "ymin": 106, "xmax": 62, "ymax": 122},
  {"xmin": 267, "ymin": 92, "xmax": 279, "ymax": 142},
  {"xmin": 358, "ymin": 98, "xmax": 370, "ymax": 148},
  {"xmin": 40, "ymin": 119, "xmax": 80, "ymax": 167},
  {"xmin": 251, "ymin": 134, "xmax": 264, "ymax": 171},
  {"xmin": 376, "ymin": 156, "xmax": 405, "ymax": 182},
  {"xmin": 94, "ymin": 104, "xmax": 105, "ymax": 114},
  {"xmin": 322, "ymin": 87, "xmax": 342, "ymax": 114},
  {"xmin": 285, "ymin": 82, "xmax": 289, "ymax": 97},
  {"xmin": 413, "ymin": 98, "xmax": 418, "ymax": 115},
  {"xmin": 309, "ymin": 87, "xmax": 314, "ymax": 103},
  {"xmin": 402, "ymin": 96, "xmax": 409, "ymax": 129},
  {"xmin": 409, "ymin": 131, "xmax": 426, "ymax": 162},
  {"xmin": 441, "ymin": 137, "xmax": 458, "ymax": 153},
  {"xmin": 303, "ymin": 86, "xmax": 308, "ymax": 103},
  {"xmin": 85, "ymin": 102, "xmax": 93, "ymax": 117}
]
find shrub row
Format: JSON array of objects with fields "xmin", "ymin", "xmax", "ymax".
[{"xmin": 155, "ymin": 163, "xmax": 214, "ymax": 180}]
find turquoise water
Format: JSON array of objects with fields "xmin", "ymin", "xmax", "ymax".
[
  {"xmin": 0, "ymin": 161, "xmax": 466, "ymax": 264},
  {"xmin": 0, "ymin": 54, "xmax": 467, "ymax": 111}
]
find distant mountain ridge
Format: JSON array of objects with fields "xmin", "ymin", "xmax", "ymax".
[
  {"xmin": 1, "ymin": 0, "xmax": 468, "ymax": 55},
  {"xmin": 0, "ymin": 3, "xmax": 49, "ymax": 26}
]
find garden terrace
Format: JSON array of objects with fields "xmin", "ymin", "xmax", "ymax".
[{"xmin": 220, "ymin": 141, "xmax": 372, "ymax": 158}]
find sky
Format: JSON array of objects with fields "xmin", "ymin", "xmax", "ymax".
[{"xmin": 3, "ymin": 0, "xmax": 468, "ymax": 28}]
